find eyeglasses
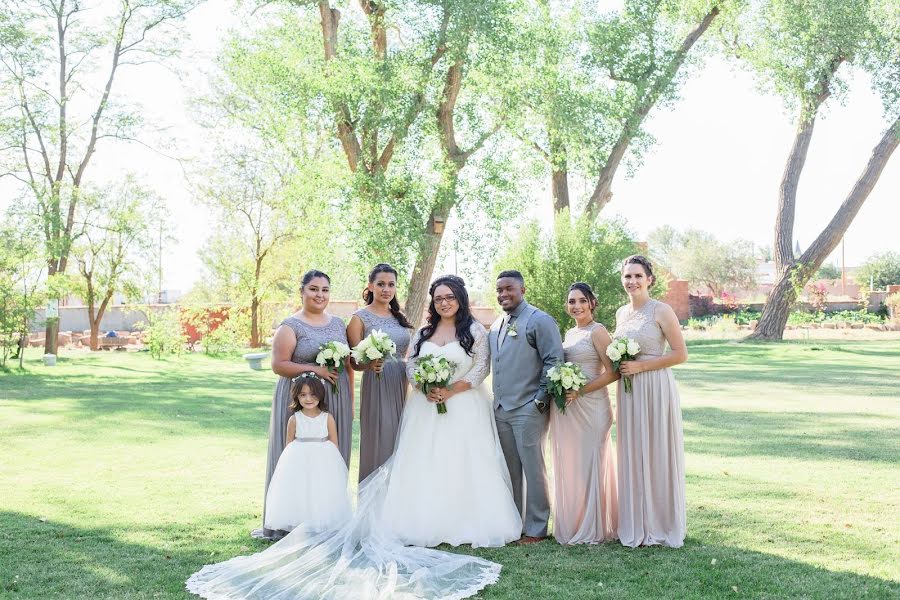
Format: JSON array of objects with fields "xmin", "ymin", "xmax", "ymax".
[{"xmin": 433, "ymin": 295, "xmax": 457, "ymax": 306}]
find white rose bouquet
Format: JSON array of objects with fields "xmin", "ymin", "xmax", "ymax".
[
  {"xmin": 606, "ymin": 337, "xmax": 641, "ymax": 393},
  {"xmin": 546, "ymin": 361, "xmax": 589, "ymax": 414},
  {"xmin": 412, "ymin": 354, "xmax": 457, "ymax": 414},
  {"xmin": 316, "ymin": 341, "xmax": 351, "ymax": 396},
  {"xmin": 352, "ymin": 329, "xmax": 397, "ymax": 379}
]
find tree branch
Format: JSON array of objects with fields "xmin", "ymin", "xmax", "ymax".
[
  {"xmin": 377, "ymin": 1, "xmax": 450, "ymax": 170},
  {"xmin": 317, "ymin": 1, "xmax": 362, "ymax": 171},
  {"xmin": 773, "ymin": 58, "xmax": 843, "ymax": 272},
  {"xmin": 584, "ymin": 5, "xmax": 721, "ymax": 217},
  {"xmin": 800, "ymin": 117, "xmax": 900, "ymax": 269}
]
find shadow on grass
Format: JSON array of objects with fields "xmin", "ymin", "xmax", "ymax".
[
  {"xmin": 456, "ymin": 534, "xmax": 897, "ymax": 599},
  {"xmin": 683, "ymin": 407, "xmax": 899, "ymax": 464},
  {"xmin": 0, "ymin": 511, "xmax": 270, "ymax": 599},
  {"xmin": 1, "ymin": 356, "xmax": 364, "ymax": 445},
  {"xmin": 1, "ymin": 362, "xmax": 274, "ymax": 438},
  {"xmin": 2, "ymin": 511, "xmax": 895, "ymax": 600}
]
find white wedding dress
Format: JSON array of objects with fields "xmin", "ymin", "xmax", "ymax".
[{"xmin": 186, "ymin": 322, "xmax": 522, "ymax": 599}]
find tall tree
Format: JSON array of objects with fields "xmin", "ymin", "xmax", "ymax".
[
  {"xmin": 0, "ymin": 0, "xmax": 199, "ymax": 354},
  {"xmin": 71, "ymin": 177, "xmax": 161, "ymax": 350},
  {"xmin": 194, "ymin": 144, "xmax": 323, "ymax": 348},
  {"xmin": 232, "ymin": 1, "xmax": 518, "ymax": 323},
  {"xmin": 0, "ymin": 214, "xmax": 45, "ymax": 368},
  {"xmin": 735, "ymin": 0, "xmax": 900, "ymax": 340},
  {"xmin": 308, "ymin": 0, "xmax": 518, "ymax": 323},
  {"xmin": 196, "ymin": 26, "xmax": 355, "ymax": 341},
  {"xmin": 584, "ymin": 0, "xmax": 727, "ymax": 217},
  {"xmin": 507, "ymin": 0, "xmax": 728, "ymax": 217},
  {"xmin": 649, "ymin": 227, "xmax": 757, "ymax": 296}
]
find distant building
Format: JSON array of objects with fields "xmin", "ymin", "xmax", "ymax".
[
  {"xmin": 146, "ymin": 289, "xmax": 183, "ymax": 304},
  {"xmin": 756, "ymin": 260, "xmax": 776, "ymax": 285}
]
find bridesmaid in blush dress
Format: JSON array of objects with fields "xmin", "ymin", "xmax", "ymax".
[
  {"xmin": 614, "ymin": 255, "xmax": 688, "ymax": 548},
  {"xmin": 550, "ymin": 282, "xmax": 619, "ymax": 544},
  {"xmin": 253, "ymin": 269, "xmax": 354, "ymax": 540},
  {"xmin": 347, "ymin": 263, "xmax": 413, "ymax": 482}
]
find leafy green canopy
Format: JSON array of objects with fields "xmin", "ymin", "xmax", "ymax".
[{"xmin": 494, "ymin": 211, "xmax": 639, "ymax": 332}]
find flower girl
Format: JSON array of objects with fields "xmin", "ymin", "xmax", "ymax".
[{"xmin": 264, "ymin": 373, "xmax": 351, "ymax": 533}]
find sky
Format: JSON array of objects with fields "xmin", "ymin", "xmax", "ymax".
[{"xmin": 3, "ymin": 0, "xmax": 898, "ymax": 294}]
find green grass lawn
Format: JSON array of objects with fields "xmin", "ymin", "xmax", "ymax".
[{"xmin": 1, "ymin": 340, "xmax": 898, "ymax": 599}]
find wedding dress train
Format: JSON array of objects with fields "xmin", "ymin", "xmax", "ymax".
[{"xmin": 187, "ymin": 323, "xmax": 521, "ymax": 599}]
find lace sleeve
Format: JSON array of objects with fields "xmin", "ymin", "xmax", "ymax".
[
  {"xmin": 406, "ymin": 328, "xmax": 422, "ymax": 383},
  {"xmin": 461, "ymin": 323, "xmax": 490, "ymax": 387}
]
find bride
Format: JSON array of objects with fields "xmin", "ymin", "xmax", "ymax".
[{"xmin": 187, "ymin": 275, "xmax": 522, "ymax": 599}]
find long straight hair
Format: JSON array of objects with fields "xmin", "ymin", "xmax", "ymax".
[{"xmin": 363, "ymin": 263, "xmax": 412, "ymax": 329}]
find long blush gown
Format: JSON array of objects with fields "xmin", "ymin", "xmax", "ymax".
[
  {"xmin": 550, "ymin": 322, "xmax": 618, "ymax": 544},
  {"xmin": 613, "ymin": 299, "xmax": 686, "ymax": 548}
]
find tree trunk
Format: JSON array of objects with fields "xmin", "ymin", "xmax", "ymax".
[
  {"xmin": 44, "ymin": 320, "xmax": 58, "ymax": 355},
  {"xmin": 404, "ymin": 211, "xmax": 448, "ymax": 328},
  {"xmin": 585, "ymin": 134, "xmax": 629, "ymax": 217},
  {"xmin": 18, "ymin": 334, "xmax": 25, "ymax": 369},
  {"xmin": 749, "ymin": 117, "xmax": 900, "ymax": 341},
  {"xmin": 551, "ymin": 168, "xmax": 570, "ymax": 213},
  {"xmin": 89, "ymin": 321, "xmax": 100, "ymax": 351},
  {"xmin": 774, "ymin": 118, "xmax": 815, "ymax": 272},
  {"xmin": 548, "ymin": 131, "xmax": 569, "ymax": 213},
  {"xmin": 747, "ymin": 273, "xmax": 796, "ymax": 341},
  {"xmin": 251, "ymin": 296, "xmax": 261, "ymax": 348}
]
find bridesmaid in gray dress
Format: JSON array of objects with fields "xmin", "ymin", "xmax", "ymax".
[
  {"xmin": 550, "ymin": 283, "xmax": 619, "ymax": 544},
  {"xmin": 255, "ymin": 269, "xmax": 354, "ymax": 540},
  {"xmin": 347, "ymin": 264, "xmax": 413, "ymax": 482},
  {"xmin": 614, "ymin": 255, "xmax": 688, "ymax": 548}
]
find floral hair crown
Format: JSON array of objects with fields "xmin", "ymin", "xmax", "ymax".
[{"xmin": 291, "ymin": 372, "xmax": 326, "ymax": 385}]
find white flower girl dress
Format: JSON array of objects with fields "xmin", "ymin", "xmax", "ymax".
[{"xmin": 264, "ymin": 412, "xmax": 351, "ymax": 532}]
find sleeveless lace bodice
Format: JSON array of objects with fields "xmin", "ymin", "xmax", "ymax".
[
  {"xmin": 280, "ymin": 315, "xmax": 348, "ymax": 364},
  {"xmin": 353, "ymin": 308, "xmax": 411, "ymax": 359},
  {"xmin": 563, "ymin": 323, "xmax": 606, "ymax": 380},
  {"xmin": 294, "ymin": 412, "xmax": 328, "ymax": 441},
  {"xmin": 613, "ymin": 299, "xmax": 668, "ymax": 357},
  {"xmin": 406, "ymin": 323, "xmax": 490, "ymax": 387}
]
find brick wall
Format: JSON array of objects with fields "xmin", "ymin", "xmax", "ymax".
[{"xmin": 661, "ymin": 279, "xmax": 690, "ymax": 321}]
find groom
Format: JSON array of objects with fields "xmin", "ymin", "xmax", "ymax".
[{"xmin": 489, "ymin": 270, "xmax": 564, "ymax": 544}]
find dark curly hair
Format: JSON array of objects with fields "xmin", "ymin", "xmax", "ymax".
[
  {"xmin": 568, "ymin": 282, "xmax": 598, "ymax": 312},
  {"xmin": 362, "ymin": 263, "xmax": 412, "ymax": 329},
  {"xmin": 621, "ymin": 255, "xmax": 656, "ymax": 287},
  {"xmin": 412, "ymin": 275, "xmax": 476, "ymax": 358},
  {"xmin": 289, "ymin": 374, "xmax": 328, "ymax": 413}
]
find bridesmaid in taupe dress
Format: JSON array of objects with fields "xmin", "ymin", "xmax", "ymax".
[
  {"xmin": 347, "ymin": 264, "xmax": 413, "ymax": 482},
  {"xmin": 550, "ymin": 282, "xmax": 619, "ymax": 544},
  {"xmin": 254, "ymin": 269, "xmax": 354, "ymax": 540},
  {"xmin": 614, "ymin": 255, "xmax": 688, "ymax": 548}
]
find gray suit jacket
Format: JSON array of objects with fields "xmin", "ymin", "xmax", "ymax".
[{"xmin": 489, "ymin": 300, "xmax": 564, "ymax": 411}]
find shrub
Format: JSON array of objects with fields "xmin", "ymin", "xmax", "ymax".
[
  {"xmin": 815, "ymin": 262, "xmax": 841, "ymax": 280},
  {"xmin": 807, "ymin": 283, "xmax": 828, "ymax": 312},
  {"xmin": 856, "ymin": 251, "xmax": 900, "ymax": 289},
  {"xmin": 732, "ymin": 310, "xmax": 762, "ymax": 325},
  {"xmin": 202, "ymin": 308, "xmax": 250, "ymax": 356},
  {"xmin": 689, "ymin": 294, "xmax": 718, "ymax": 317},
  {"xmin": 720, "ymin": 292, "xmax": 741, "ymax": 313},
  {"xmin": 493, "ymin": 212, "xmax": 641, "ymax": 333},
  {"xmin": 887, "ymin": 293, "xmax": 900, "ymax": 323},
  {"xmin": 137, "ymin": 309, "xmax": 187, "ymax": 359}
]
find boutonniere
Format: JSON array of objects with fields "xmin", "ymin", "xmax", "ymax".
[{"xmin": 506, "ymin": 322, "xmax": 518, "ymax": 338}]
